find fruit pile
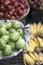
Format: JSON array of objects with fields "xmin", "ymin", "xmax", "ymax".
[
  {"xmin": 23, "ymin": 36, "xmax": 43, "ymax": 65},
  {"xmin": 0, "ymin": 0, "xmax": 29, "ymax": 19},
  {"xmin": 0, "ymin": 21, "xmax": 26, "ymax": 56},
  {"xmin": 28, "ymin": 0, "xmax": 41, "ymax": 9},
  {"xmin": 30, "ymin": 23, "xmax": 43, "ymax": 36}
]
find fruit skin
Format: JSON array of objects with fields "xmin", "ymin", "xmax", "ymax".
[
  {"xmin": 37, "ymin": 37, "xmax": 43, "ymax": 48},
  {"xmin": 23, "ymin": 53, "xmax": 35, "ymax": 65},
  {"xmin": 16, "ymin": 38, "xmax": 25, "ymax": 49},
  {"xmin": 0, "ymin": 50, "xmax": 2, "ymax": 57},
  {"xmin": 12, "ymin": 22, "xmax": 21, "ymax": 29},
  {"xmin": 5, "ymin": 22, "xmax": 12, "ymax": 29},
  {"xmin": 0, "ymin": 27, "xmax": 9, "ymax": 35},
  {"xmin": 0, "ymin": 38, "xmax": 6, "ymax": 49},
  {"xmin": 17, "ymin": 29, "xmax": 24, "ymax": 37},
  {"xmin": 34, "ymin": 52, "xmax": 39, "ymax": 61},
  {"xmin": 8, "ymin": 41, "xmax": 15, "ymax": 50},
  {"xmin": 9, "ymin": 28, "xmax": 16, "ymax": 33},
  {"xmin": 26, "ymin": 45, "xmax": 35, "ymax": 52},
  {"xmin": 10, "ymin": 32, "xmax": 20, "ymax": 41},
  {"xmin": 3, "ymin": 45, "xmax": 12, "ymax": 55},
  {"xmin": 1, "ymin": 35, "xmax": 9, "ymax": 43},
  {"xmin": 29, "ymin": 52, "xmax": 36, "ymax": 61}
]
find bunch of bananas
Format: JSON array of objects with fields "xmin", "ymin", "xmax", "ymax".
[
  {"xmin": 23, "ymin": 36, "xmax": 43, "ymax": 65},
  {"xmin": 30, "ymin": 23, "xmax": 43, "ymax": 36}
]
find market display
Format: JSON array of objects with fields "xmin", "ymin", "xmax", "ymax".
[
  {"xmin": 0, "ymin": 0, "xmax": 29, "ymax": 19},
  {"xmin": 0, "ymin": 21, "xmax": 26, "ymax": 56},
  {"xmin": 23, "ymin": 36, "xmax": 43, "ymax": 65}
]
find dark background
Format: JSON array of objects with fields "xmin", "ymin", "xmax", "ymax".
[{"xmin": 0, "ymin": 9, "xmax": 43, "ymax": 65}]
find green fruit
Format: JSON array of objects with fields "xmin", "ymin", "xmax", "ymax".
[
  {"xmin": 4, "ymin": 45, "xmax": 12, "ymax": 56},
  {"xmin": 10, "ymin": 32, "xmax": 20, "ymax": 41},
  {"xmin": 8, "ymin": 41, "xmax": 15, "ymax": 50},
  {"xmin": 12, "ymin": 22, "xmax": 21, "ymax": 29},
  {"xmin": 0, "ymin": 50, "xmax": 2, "ymax": 57},
  {"xmin": 2, "ymin": 35, "xmax": 9, "ymax": 43},
  {"xmin": 17, "ymin": 29, "xmax": 24, "ymax": 37},
  {"xmin": 16, "ymin": 38, "xmax": 26, "ymax": 49},
  {"xmin": 9, "ymin": 28, "xmax": 16, "ymax": 33},
  {"xmin": 5, "ymin": 22, "xmax": 12, "ymax": 29},
  {"xmin": 0, "ymin": 27, "xmax": 9, "ymax": 35},
  {"xmin": 0, "ymin": 38, "xmax": 6, "ymax": 49}
]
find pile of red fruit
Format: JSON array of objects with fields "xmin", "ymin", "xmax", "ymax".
[{"xmin": 0, "ymin": 0, "xmax": 29, "ymax": 20}]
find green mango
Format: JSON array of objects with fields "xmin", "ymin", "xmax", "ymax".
[
  {"xmin": 2, "ymin": 35, "xmax": 9, "ymax": 43},
  {"xmin": 4, "ymin": 45, "xmax": 12, "ymax": 56},
  {"xmin": 12, "ymin": 22, "xmax": 21, "ymax": 29},
  {"xmin": 17, "ymin": 29, "xmax": 24, "ymax": 37},
  {"xmin": 10, "ymin": 32, "xmax": 20, "ymax": 41},
  {"xmin": 0, "ymin": 38, "xmax": 6, "ymax": 49},
  {"xmin": 8, "ymin": 41, "xmax": 15, "ymax": 50},
  {"xmin": 16, "ymin": 38, "xmax": 26, "ymax": 49}
]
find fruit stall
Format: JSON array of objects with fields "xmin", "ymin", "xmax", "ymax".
[{"xmin": 0, "ymin": 0, "xmax": 43, "ymax": 65}]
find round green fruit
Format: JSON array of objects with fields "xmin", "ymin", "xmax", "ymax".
[
  {"xmin": 12, "ymin": 21, "xmax": 21, "ymax": 29},
  {"xmin": 16, "ymin": 38, "xmax": 26, "ymax": 49},
  {"xmin": 4, "ymin": 45, "xmax": 12, "ymax": 56}
]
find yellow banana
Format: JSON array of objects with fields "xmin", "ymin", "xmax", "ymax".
[
  {"xmin": 39, "ymin": 52, "xmax": 43, "ymax": 62},
  {"xmin": 30, "ymin": 24, "xmax": 36, "ymax": 34},
  {"xmin": 29, "ymin": 42, "xmax": 35, "ymax": 48},
  {"xmin": 37, "ymin": 37, "xmax": 43, "ymax": 48},
  {"xmin": 40, "ymin": 25, "xmax": 43, "ymax": 33},
  {"xmin": 33, "ymin": 37, "xmax": 39, "ymax": 46},
  {"xmin": 33, "ymin": 23, "xmax": 37, "ymax": 34},
  {"xmin": 30, "ymin": 39, "xmax": 37, "ymax": 47},
  {"xmin": 23, "ymin": 53, "xmax": 35, "ymax": 65},
  {"xmin": 26, "ymin": 45, "xmax": 34, "ymax": 52},
  {"xmin": 34, "ymin": 52, "xmax": 39, "ymax": 61},
  {"xmin": 37, "ymin": 23, "xmax": 41, "ymax": 33},
  {"xmin": 29, "ymin": 52, "xmax": 36, "ymax": 61}
]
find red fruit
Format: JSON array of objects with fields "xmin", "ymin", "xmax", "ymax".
[
  {"xmin": 25, "ymin": 3, "xmax": 29, "ymax": 8},
  {"xmin": 14, "ymin": 2, "xmax": 18, "ymax": 7},
  {"xmin": 14, "ymin": 12, "xmax": 17, "ymax": 16},
  {"xmin": 23, "ymin": 9, "xmax": 27, "ymax": 14},
  {"xmin": 0, "ymin": 12, "xmax": 3, "ymax": 17},
  {"xmin": 11, "ymin": 0, "xmax": 16, "ymax": 3},
  {"xmin": 8, "ymin": 5, "xmax": 14, "ymax": 10},
  {"xmin": 16, "ymin": 16, "xmax": 19, "ymax": 19},
  {"xmin": 11, "ymin": 16, "xmax": 15, "ymax": 19},
  {"xmin": 17, "ymin": 7, "xmax": 21, "ymax": 11},
  {"xmin": 9, "ymin": 9, "xmax": 15, "ymax": 15},
  {"xmin": 19, "ymin": 10, "xmax": 23, "ymax": 15},
  {"xmin": 21, "ymin": 4, "xmax": 25, "ymax": 9},
  {"xmin": 4, "ymin": 1, "xmax": 10, "ymax": 6}
]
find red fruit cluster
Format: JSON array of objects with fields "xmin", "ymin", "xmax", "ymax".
[{"xmin": 0, "ymin": 0, "xmax": 29, "ymax": 20}]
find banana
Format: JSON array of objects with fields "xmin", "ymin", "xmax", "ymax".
[
  {"xmin": 40, "ymin": 25, "xmax": 43, "ymax": 33},
  {"xmin": 33, "ymin": 37, "xmax": 39, "ymax": 46},
  {"xmin": 23, "ymin": 53, "xmax": 35, "ymax": 65},
  {"xmin": 26, "ymin": 45, "xmax": 34, "ymax": 52},
  {"xmin": 29, "ymin": 42, "xmax": 36, "ymax": 48},
  {"xmin": 30, "ymin": 24, "xmax": 36, "ymax": 34},
  {"xmin": 33, "ymin": 23, "xmax": 37, "ymax": 34},
  {"xmin": 30, "ymin": 39, "xmax": 37, "ymax": 47},
  {"xmin": 37, "ymin": 23, "xmax": 41, "ymax": 33},
  {"xmin": 29, "ymin": 52, "xmax": 36, "ymax": 61},
  {"xmin": 37, "ymin": 37, "xmax": 43, "ymax": 48},
  {"xmin": 39, "ymin": 52, "xmax": 43, "ymax": 62},
  {"xmin": 34, "ymin": 52, "xmax": 39, "ymax": 61}
]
